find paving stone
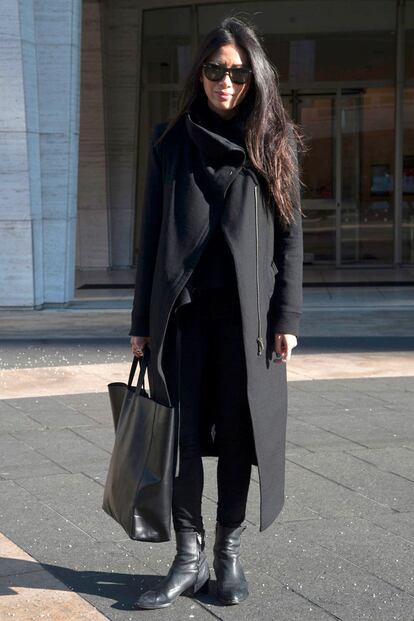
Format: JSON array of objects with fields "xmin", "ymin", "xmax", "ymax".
[
  {"xmin": 0, "ymin": 568, "xmax": 107, "ymax": 620},
  {"xmin": 293, "ymin": 411, "xmax": 410, "ymax": 449},
  {"xmin": 0, "ymin": 480, "xmax": 95, "ymax": 556},
  {"xmin": 0, "ymin": 401, "xmax": 43, "ymax": 433},
  {"xmin": 293, "ymin": 377, "xmax": 403, "ymax": 394},
  {"xmin": 55, "ymin": 393, "xmax": 109, "ymax": 411},
  {"xmin": 74, "ymin": 425, "xmax": 116, "ymax": 453},
  {"xmin": 1, "ymin": 365, "xmax": 413, "ymax": 619},
  {"xmin": 0, "ymin": 535, "xmax": 43, "ymax": 578},
  {"xmin": 356, "ymin": 408, "xmax": 414, "ymax": 438},
  {"xmin": 290, "ymin": 379, "xmax": 353, "ymax": 393},
  {"xmin": 119, "ymin": 528, "xmax": 337, "ymax": 620},
  {"xmin": 0, "ymin": 340, "xmax": 129, "ymax": 369},
  {"xmin": 346, "ymin": 446, "xmax": 414, "ymax": 482},
  {"xmin": 368, "ymin": 512, "xmax": 414, "ymax": 544},
  {"xmin": 270, "ymin": 517, "xmax": 414, "ymax": 596},
  {"xmin": 361, "ymin": 391, "xmax": 414, "ymax": 408},
  {"xmin": 15, "ymin": 472, "xmax": 128, "ymax": 543},
  {"xmin": 288, "ymin": 390, "xmax": 339, "ymax": 412},
  {"xmin": 20, "ymin": 539, "xmax": 215, "ymax": 621},
  {"xmin": 0, "ymin": 460, "xmax": 68, "ymax": 480},
  {"xmin": 241, "ymin": 523, "xmax": 414, "ymax": 621},
  {"xmin": 78, "ymin": 466, "xmax": 110, "ymax": 484},
  {"xmin": 0, "ymin": 433, "xmax": 59, "ymax": 470},
  {"xmin": 317, "ymin": 390, "xmax": 397, "ymax": 409},
  {"xmin": 288, "ymin": 450, "xmax": 414, "ymax": 511},
  {"xmin": 284, "ymin": 461, "xmax": 396, "ymax": 521},
  {"xmin": 5, "ymin": 396, "xmax": 86, "ymax": 414},
  {"xmin": 4, "ymin": 395, "xmax": 104, "ymax": 428},
  {"xmin": 287, "ymin": 416, "xmax": 360, "ymax": 451},
  {"xmin": 10, "ymin": 428, "xmax": 111, "ymax": 471},
  {"xmin": 56, "ymin": 393, "xmax": 112, "ymax": 425}
]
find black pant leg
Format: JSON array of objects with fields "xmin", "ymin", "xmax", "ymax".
[
  {"xmin": 209, "ymin": 289, "xmax": 255, "ymax": 528},
  {"xmin": 171, "ymin": 302, "xmax": 207, "ymax": 533}
]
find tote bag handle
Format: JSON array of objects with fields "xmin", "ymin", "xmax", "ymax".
[{"xmin": 127, "ymin": 346, "xmax": 151, "ymax": 394}]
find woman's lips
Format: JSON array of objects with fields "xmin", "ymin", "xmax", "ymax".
[{"xmin": 215, "ymin": 91, "xmax": 232, "ymax": 100}]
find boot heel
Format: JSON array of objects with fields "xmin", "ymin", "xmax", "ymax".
[
  {"xmin": 184, "ymin": 571, "xmax": 210, "ymax": 596},
  {"xmin": 198, "ymin": 577, "xmax": 210, "ymax": 594}
]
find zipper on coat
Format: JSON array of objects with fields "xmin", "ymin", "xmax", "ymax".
[{"xmin": 254, "ymin": 184, "xmax": 264, "ymax": 356}]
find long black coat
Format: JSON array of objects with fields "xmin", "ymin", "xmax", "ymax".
[{"xmin": 129, "ymin": 110, "xmax": 303, "ymax": 532}]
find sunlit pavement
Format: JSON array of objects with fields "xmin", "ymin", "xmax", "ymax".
[{"xmin": 0, "ymin": 290, "xmax": 413, "ymax": 620}]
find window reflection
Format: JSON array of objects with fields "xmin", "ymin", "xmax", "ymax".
[{"xmin": 137, "ymin": 1, "xmax": 405, "ymax": 265}]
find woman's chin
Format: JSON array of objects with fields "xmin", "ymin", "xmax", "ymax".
[{"xmin": 209, "ymin": 99, "xmax": 239, "ymax": 117}]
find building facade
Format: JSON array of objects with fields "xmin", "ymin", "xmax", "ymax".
[{"xmin": 1, "ymin": 0, "xmax": 414, "ymax": 308}]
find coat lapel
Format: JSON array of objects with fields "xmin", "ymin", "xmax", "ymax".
[{"xmin": 185, "ymin": 112, "xmax": 246, "ymax": 200}]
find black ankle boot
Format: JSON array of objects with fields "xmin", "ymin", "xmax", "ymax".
[
  {"xmin": 132, "ymin": 530, "xmax": 210, "ymax": 610},
  {"xmin": 213, "ymin": 522, "xmax": 249, "ymax": 605}
]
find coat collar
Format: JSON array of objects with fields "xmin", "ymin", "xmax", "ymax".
[{"xmin": 185, "ymin": 97, "xmax": 247, "ymax": 169}]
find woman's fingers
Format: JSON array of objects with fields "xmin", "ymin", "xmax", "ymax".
[
  {"xmin": 274, "ymin": 334, "xmax": 297, "ymax": 363},
  {"xmin": 130, "ymin": 336, "xmax": 150, "ymax": 357}
]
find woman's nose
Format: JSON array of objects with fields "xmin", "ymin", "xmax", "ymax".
[{"xmin": 218, "ymin": 72, "xmax": 233, "ymax": 87}]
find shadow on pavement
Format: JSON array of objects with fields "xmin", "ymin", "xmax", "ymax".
[{"xmin": 0, "ymin": 556, "xmax": 220, "ymax": 610}]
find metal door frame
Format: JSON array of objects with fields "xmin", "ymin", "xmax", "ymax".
[{"xmin": 283, "ymin": 87, "xmax": 346, "ymax": 266}]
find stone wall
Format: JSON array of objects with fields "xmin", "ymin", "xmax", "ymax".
[{"xmin": 0, "ymin": 0, "xmax": 81, "ymax": 307}]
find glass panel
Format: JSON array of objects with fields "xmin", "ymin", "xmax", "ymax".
[
  {"xmin": 402, "ymin": 89, "xmax": 414, "ymax": 261},
  {"xmin": 296, "ymin": 93, "xmax": 336, "ymax": 263},
  {"xmin": 341, "ymin": 93, "xmax": 362, "ymax": 262},
  {"xmin": 341, "ymin": 88, "xmax": 394, "ymax": 263},
  {"xmin": 404, "ymin": 5, "xmax": 414, "ymax": 262},
  {"xmin": 405, "ymin": 1, "xmax": 414, "ymax": 80},
  {"xmin": 134, "ymin": 91, "xmax": 180, "ymax": 261},
  {"xmin": 142, "ymin": 7, "xmax": 192, "ymax": 84},
  {"xmin": 197, "ymin": 1, "xmax": 396, "ymax": 82}
]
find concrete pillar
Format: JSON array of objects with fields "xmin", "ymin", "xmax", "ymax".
[
  {"xmin": 0, "ymin": 0, "xmax": 81, "ymax": 308},
  {"xmin": 76, "ymin": 0, "xmax": 109, "ymax": 270},
  {"xmin": 103, "ymin": 0, "xmax": 141, "ymax": 268},
  {"xmin": 0, "ymin": 0, "xmax": 43, "ymax": 306},
  {"xmin": 34, "ymin": 0, "xmax": 82, "ymax": 303}
]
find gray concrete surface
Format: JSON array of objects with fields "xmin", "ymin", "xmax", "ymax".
[
  {"xmin": 0, "ymin": 352, "xmax": 413, "ymax": 620},
  {"xmin": 0, "ymin": 288, "xmax": 413, "ymax": 620}
]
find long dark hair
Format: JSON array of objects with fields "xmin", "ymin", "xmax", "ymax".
[{"xmin": 156, "ymin": 15, "xmax": 304, "ymax": 227}]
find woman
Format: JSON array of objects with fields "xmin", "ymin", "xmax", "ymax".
[{"xmin": 129, "ymin": 15, "xmax": 303, "ymax": 610}]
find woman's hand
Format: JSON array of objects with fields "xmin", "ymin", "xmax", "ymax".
[
  {"xmin": 273, "ymin": 333, "xmax": 297, "ymax": 364},
  {"xmin": 130, "ymin": 335, "xmax": 151, "ymax": 358}
]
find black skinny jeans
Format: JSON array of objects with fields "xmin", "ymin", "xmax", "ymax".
[{"xmin": 172, "ymin": 284, "xmax": 255, "ymax": 533}]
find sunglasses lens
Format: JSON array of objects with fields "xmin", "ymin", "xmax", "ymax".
[
  {"xmin": 203, "ymin": 64, "xmax": 224, "ymax": 81},
  {"xmin": 231, "ymin": 68, "xmax": 251, "ymax": 84},
  {"xmin": 203, "ymin": 64, "xmax": 251, "ymax": 84}
]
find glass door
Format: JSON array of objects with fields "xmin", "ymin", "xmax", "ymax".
[
  {"xmin": 286, "ymin": 92, "xmax": 338, "ymax": 264},
  {"xmin": 283, "ymin": 87, "xmax": 395, "ymax": 266},
  {"xmin": 341, "ymin": 87, "xmax": 395, "ymax": 264}
]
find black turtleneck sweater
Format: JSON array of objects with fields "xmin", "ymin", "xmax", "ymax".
[{"xmin": 186, "ymin": 98, "xmax": 248, "ymax": 294}]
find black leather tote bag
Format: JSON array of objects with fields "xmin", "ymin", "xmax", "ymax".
[{"xmin": 102, "ymin": 346, "xmax": 177, "ymax": 542}]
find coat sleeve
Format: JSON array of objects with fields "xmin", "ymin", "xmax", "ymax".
[
  {"xmin": 129, "ymin": 125, "xmax": 165, "ymax": 337},
  {"xmin": 271, "ymin": 131, "xmax": 304, "ymax": 337}
]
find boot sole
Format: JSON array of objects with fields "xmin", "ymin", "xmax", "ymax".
[
  {"xmin": 132, "ymin": 600, "xmax": 173, "ymax": 610},
  {"xmin": 133, "ymin": 575, "xmax": 210, "ymax": 609},
  {"xmin": 217, "ymin": 592, "xmax": 249, "ymax": 605}
]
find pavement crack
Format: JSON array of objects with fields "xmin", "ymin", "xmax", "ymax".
[
  {"xmin": 317, "ymin": 542, "xmax": 414, "ymax": 599},
  {"xmin": 291, "ymin": 416, "xmax": 372, "ymax": 449},
  {"xmin": 286, "ymin": 457, "xmax": 397, "ymax": 510},
  {"xmin": 281, "ymin": 583, "xmax": 344, "ymax": 620},
  {"xmin": 11, "ymin": 478, "xmax": 98, "ymax": 541},
  {"xmin": 7, "ymin": 431, "xmax": 73, "ymax": 474},
  {"xmin": 69, "ymin": 427, "xmax": 112, "ymax": 454},
  {"xmin": 345, "ymin": 450, "xmax": 414, "ymax": 484}
]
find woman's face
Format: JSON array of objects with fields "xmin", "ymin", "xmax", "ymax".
[{"xmin": 200, "ymin": 44, "xmax": 252, "ymax": 119}]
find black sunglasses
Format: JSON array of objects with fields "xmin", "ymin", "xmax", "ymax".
[{"xmin": 202, "ymin": 62, "xmax": 252, "ymax": 85}]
